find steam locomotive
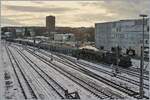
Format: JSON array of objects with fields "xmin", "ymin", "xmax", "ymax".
[{"xmin": 72, "ymin": 48, "xmax": 132, "ymax": 68}]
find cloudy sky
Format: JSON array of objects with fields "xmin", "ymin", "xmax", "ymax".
[{"xmin": 1, "ymin": 0, "xmax": 150, "ymax": 27}]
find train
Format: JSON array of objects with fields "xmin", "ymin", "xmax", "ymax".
[
  {"xmin": 72, "ymin": 47, "xmax": 132, "ymax": 68},
  {"xmin": 4, "ymin": 38, "xmax": 132, "ymax": 68}
]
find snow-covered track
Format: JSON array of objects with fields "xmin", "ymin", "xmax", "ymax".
[
  {"xmin": 27, "ymin": 48, "xmax": 149, "ymax": 99},
  {"xmin": 54, "ymin": 53, "xmax": 149, "ymax": 90},
  {"xmin": 93, "ymin": 63, "xmax": 149, "ymax": 80},
  {"xmin": 5, "ymin": 45, "xmax": 38, "ymax": 99},
  {"xmin": 24, "ymin": 47, "xmax": 128, "ymax": 99},
  {"xmin": 11, "ymin": 46, "xmax": 69, "ymax": 99},
  {"xmin": 52, "ymin": 56, "xmax": 149, "ymax": 99}
]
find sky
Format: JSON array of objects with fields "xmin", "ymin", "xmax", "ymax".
[{"xmin": 1, "ymin": 0, "xmax": 150, "ymax": 27}]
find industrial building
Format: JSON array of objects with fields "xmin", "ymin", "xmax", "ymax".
[{"xmin": 95, "ymin": 18, "xmax": 149, "ymax": 57}]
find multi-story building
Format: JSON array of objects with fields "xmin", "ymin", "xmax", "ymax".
[
  {"xmin": 95, "ymin": 18, "xmax": 149, "ymax": 56},
  {"xmin": 46, "ymin": 15, "xmax": 55, "ymax": 32}
]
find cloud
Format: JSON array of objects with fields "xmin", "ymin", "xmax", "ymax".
[
  {"xmin": 72, "ymin": 13, "xmax": 118, "ymax": 23},
  {"xmin": 1, "ymin": 0, "xmax": 150, "ymax": 27},
  {"xmin": 102, "ymin": 1, "xmax": 150, "ymax": 17},
  {"xmin": 5, "ymin": 5, "xmax": 78, "ymax": 13},
  {"xmin": 1, "ymin": 16, "xmax": 22, "ymax": 26},
  {"xmin": 2, "ymin": 14, "xmax": 33, "ymax": 18},
  {"xmin": 79, "ymin": 1, "xmax": 150, "ymax": 17}
]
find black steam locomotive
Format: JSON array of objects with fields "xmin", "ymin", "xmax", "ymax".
[{"xmin": 72, "ymin": 48, "xmax": 132, "ymax": 68}]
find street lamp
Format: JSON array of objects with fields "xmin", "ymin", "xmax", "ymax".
[{"xmin": 139, "ymin": 14, "xmax": 148, "ymax": 98}]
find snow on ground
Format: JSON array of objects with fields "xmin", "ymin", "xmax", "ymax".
[
  {"xmin": 1, "ymin": 41, "xmax": 149, "ymax": 100},
  {"xmin": 10, "ymin": 46, "xmax": 61, "ymax": 99},
  {"xmin": 29, "ymin": 47, "xmax": 143, "ymax": 95},
  {"xmin": 131, "ymin": 59, "xmax": 149, "ymax": 71},
  {"xmin": 13, "ymin": 44, "xmax": 99, "ymax": 100},
  {"xmin": 53, "ymin": 60, "xmax": 134, "ymax": 99},
  {"xmin": 31, "ymin": 46, "xmax": 150, "ymax": 97},
  {"xmin": 0, "ymin": 41, "xmax": 5, "ymax": 100},
  {"xmin": 56, "ymin": 53, "xmax": 149, "ymax": 83},
  {"xmin": 41, "ymin": 49, "xmax": 149, "ymax": 97},
  {"xmin": 23, "ymin": 46, "xmax": 133, "ymax": 98},
  {"xmin": 0, "ymin": 41, "xmax": 24, "ymax": 99},
  {"xmin": 79, "ymin": 65, "xmax": 149, "ymax": 97},
  {"xmin": 23, "ymin": 43, "xmax": 149, "ymax": 98},
  {"xmin": 78, "ymin": 59, "xmax": 149, "ymax": 85}
]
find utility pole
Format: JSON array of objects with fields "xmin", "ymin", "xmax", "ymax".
[{"xmin": 139, "ymin": 14, "xmax": 148, "ymax": 98}]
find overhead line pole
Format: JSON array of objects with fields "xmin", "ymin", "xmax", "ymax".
[{"xmin": 139, "ymin": 14, "xmax": 148, "ymax": 99}]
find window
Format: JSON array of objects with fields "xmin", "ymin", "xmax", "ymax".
[
  {"xmin": 145, "ymin": 40, "xmax": 148, "ymax": 44},
  {"xmin": 113, "ymin": 22, "xmax": 116, "ymax": 28},
  {"xmin": 147, "ymin": 26, "xmax": 149, "ymax": 32},
  {"xmin": 118, "ymin": 26, "xmax": 121, "ymax": 32}
]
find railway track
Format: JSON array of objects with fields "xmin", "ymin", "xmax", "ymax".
[
  {"xmin": 131, "ymin": 59, "xmax": 149, "ymax": 75},
  {"xmin": 129, "ymin": 67, "xmax": 149, "ymax": 75},
  {"xmin": 23, "ymin": 46, "xmax": 149, "ymax": 99},
  {"xmin": 29, "ymin": 44, "xmax": 149, "ymax": 80},
  {"xmin": 86, "ymin": 61, "xmax": 149, "ymax": 80},
  {"xmin": 19, "ymin": 45, "xmax": 125, "ymax": 99},
  {"xmin": 26, "ymin": 47, "xmax": 149, "ymax": 90},
  {"xmin": 13, "ymin": 42, "xmax": 149, "ymax": 79},
  {"xmin": 55, "ymin": 53, "xmax": 149, "ymax": 90},
  {"xmin": 5, "ymin": 45, "xmax": 38, "ymax": 99},
  {"xmin": 11, "ymin": 43, "xmax": 149, "ymax": 99},
  {"xmin": 11, "ymin": 46, "xmax": 80, "ymax": 99},
  {"xmin": 87, "ymin": 60, "xmax": 149, "ymax": 77},
  {"xmin": 107, "ymin": 65, "xmax": 149, "ymax": 80},
  {"xmin": 49, "ymin": 55, "xmax": 149, "ymax": 99},
  {"xmin": 67, "ymin": 57, "xmax": 149, "ymax": 80}
]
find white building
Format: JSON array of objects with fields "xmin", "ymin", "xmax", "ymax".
[
  {"xmin": 95, "ymin": 18, "xmax": 149, "ymax": 56},
  {"xmin": 54, "ymin": 33, "xmax": 75, "ymax": 42}
]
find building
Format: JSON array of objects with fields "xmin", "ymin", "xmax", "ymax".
[
  {"xmin": 54, "ymin": 33, "xmax": 75, "ymax": 42},
  {"xmin": 46, "ymin": 15, "xmax": 55, "ymax": 32},
  {"xmin": 95, "ymin": 18, "xmax": 149, "ymax": 56},
  {"xmin": 1, "ymin": 26, "xmax": 47, "ymax": 37}
]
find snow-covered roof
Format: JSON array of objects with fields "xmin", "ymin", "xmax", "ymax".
[
  {"xmin": 79, "ymin": 45, "xmax": 99, "ymax": 51},
  {"xmin": 35, "ymin": 36, "xmax": 49, "ymax": 39}
]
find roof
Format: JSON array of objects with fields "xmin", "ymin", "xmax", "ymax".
[
  {"xmin": 79, "ymin": 45, "xmax": 99, "ymax": 51},
  {"xmin": 95, "ymin": 18, "xmax": 149, "ymax": 25}
]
